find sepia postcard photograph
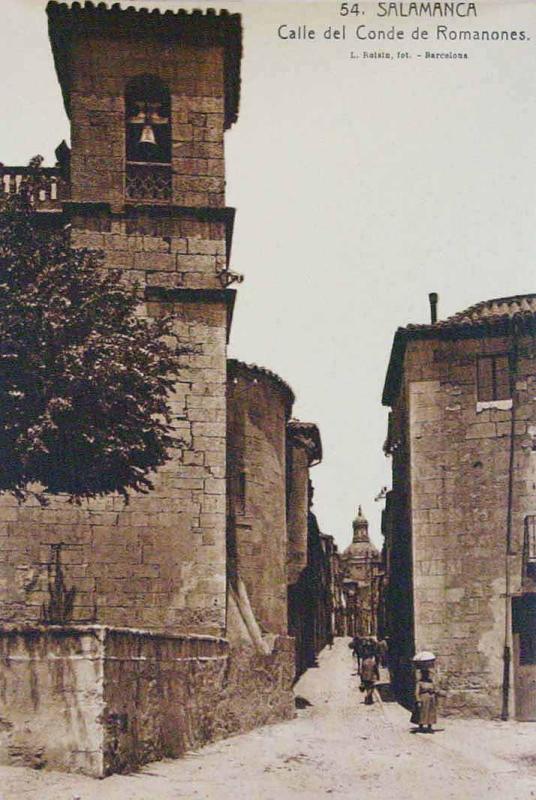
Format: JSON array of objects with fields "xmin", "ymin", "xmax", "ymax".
[{"xmin": 0, "ymin": 0, "xmax": 534, "ymax": 797}]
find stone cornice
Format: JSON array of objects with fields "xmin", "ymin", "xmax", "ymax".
[{"xmin": 46, "ymin": 1, "xmax": 242, "ymax": 129}]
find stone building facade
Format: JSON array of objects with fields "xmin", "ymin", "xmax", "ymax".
[
  {"xmin": 226, "ymin": 361, "xmax": 294, "ymax": 639},
  {"xmin": 0, "ymin": 1, "xmax": 338, "ymax": 776},
  {"xmin": 382, "ymin": 294, "xmax": 536, "ymax": 720},
  {"xmin": 341, "ymin": 507, "xmax": 382, "ymax": 637},
  {"xmin": 285, "ymin": 422, "xmax": 339, "ymax": 678},
  {"xmin": 287, "ymin": 422, "xmax": 320, "ymax": 590},
  {"xmin": 0, "ymin": 0, "xmax": 242, "ymax": 637},
  {"xmin": 287, "ymin": 507, "xmax": 335, "ymax": 679},
  {"xmin": 226, "ymin": 378, "xmax": 337, "ymax": 680},
  {"xmin": 322, "ymin": 534, "xmax": 346, "ymax": 638}
]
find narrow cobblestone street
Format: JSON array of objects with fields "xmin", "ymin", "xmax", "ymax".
[{"xmin": 2, "ymin": 638, "xmax": 535, "ymax": 800}]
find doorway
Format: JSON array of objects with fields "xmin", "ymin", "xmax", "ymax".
[{"xmin": 512, "ymin": 593, "xmax": 536, "ymax": 721}]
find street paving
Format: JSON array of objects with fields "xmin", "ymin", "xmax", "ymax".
[{"xmin": 2, "ymin": 637, "xmax": 535, "ymax": 799}]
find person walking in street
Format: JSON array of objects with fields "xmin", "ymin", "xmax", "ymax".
[
  {"xmin": 349, "ymin": 635, "xmax": 362, "ymax": 670},
  {"xmin": 360, "ymin": 653, "xmax": 379, "ymax": 705},
  {"xmin": 411, "ymin": 666, "xmax": 438, "ymax": 732}
]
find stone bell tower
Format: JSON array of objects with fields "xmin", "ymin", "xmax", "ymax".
[
  {"xmin": 47, "ymin": 0, "xmax": 242, "ymax": 635},
  {"xmin": 0, "ymin": 2, "xmax": 242, "ymax": 637}
]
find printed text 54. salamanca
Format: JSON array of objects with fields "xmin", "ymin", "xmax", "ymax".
[{"xmin": 376, "ymin": 2, "xmax": 477, "ymax": 16}]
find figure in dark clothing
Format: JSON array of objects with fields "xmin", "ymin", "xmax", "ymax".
[
  {"xmin": 360, "ymin": 655, "xmax": 379, "ymax": 705},
  {"xmin": 350, "ymin": 636, "xmax": 362, "ymax": 670}
]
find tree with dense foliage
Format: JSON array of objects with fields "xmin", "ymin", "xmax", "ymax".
[{"xmin": 0, "ymin": 164, "xmax": 179, "ymax": 501}]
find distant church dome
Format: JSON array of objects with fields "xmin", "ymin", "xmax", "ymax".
[
  {"xmin": 342, "ymin": 506, "xmax": 379, "ymax": 560},
  {"xmin": 353, "ymin": 505, "xmax": 368, "ymax": 537}
]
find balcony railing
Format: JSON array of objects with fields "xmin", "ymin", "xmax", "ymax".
[
  {"xmin": 1, "ymin": 167, "xmax": 68, "ymax": 211},
  {"xmin": 2, "ymin": 163, "xmax": 175, "ymax": 208}
]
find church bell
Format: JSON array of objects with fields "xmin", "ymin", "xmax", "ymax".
[{"xmin": 139, "ymin": 124, "xmax": 156, "ymax": 146}]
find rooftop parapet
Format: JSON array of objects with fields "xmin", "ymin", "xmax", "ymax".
[{"xmin": 0, "ymin": 166, "xmax": 69, "ymax": 212}]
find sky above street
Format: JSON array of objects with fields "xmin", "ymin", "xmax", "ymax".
[{"xmin": 3, "ymin": 0, "xmax": 536, "ymax": 549}]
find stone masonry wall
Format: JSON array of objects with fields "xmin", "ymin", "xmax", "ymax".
[
  {"xmin": 286, "ymin": 442, "xmax": 309, "ymax": 586},
  {"xmin": 406, "ymin": 334, "xmax": 536, "ymax": 717},
  {"xmin": 0, "ymin": 626, "xmax": 105, "ymax": 775},
  {"xmin": 71, "ymin": 209, "xmax": 228, "ymax": 291},
  {"xmin": 0, "ymin": 291, "xmax": 229, "ymax": 635},
  {"xmin": 227, "ymin": 362, "xmax": 292, "ymax": 636},
  {"xmin": 103, "ymin": 631, "xmax": 295, "ymax": 775},
  {"xmin": 0, "ymin": 625, "xmax": 294, "ymax": 777}
]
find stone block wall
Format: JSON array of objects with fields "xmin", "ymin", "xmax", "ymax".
[
  {"xmin": 227, "ymin": 361, "xmax": 293, "ymax": 636},
  {"xmin": 405, "ymin": 334, "xmax": 536, "ymax": 716},
  {"xmin": 104, "ymin": 632, "xmax": 295, "ymax": 774},
  {"xmin": 286, "ymin": 442, "xmax": 309, "ymax": 587},
  {"xmin": 0, "ymin": 282, "xmax": 231, "ymax": 635},
  {"xmin": 0, "ymin": 626, "xmax": 105, "ymax": 775},
  {"xmin": 70, "ymin": 208, "xmax": 229, "ymax": 291},
  {"xmin": 0, "ymin": 625, "xmax": 294, "ymax": 776}
]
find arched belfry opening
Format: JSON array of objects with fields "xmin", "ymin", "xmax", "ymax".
[{"xmin": 125, "ymin": 74, "xmax": 171, "ymax": 201}]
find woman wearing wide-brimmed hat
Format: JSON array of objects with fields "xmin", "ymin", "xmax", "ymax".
[{"xmin": 410, "ymin": 651, "xmax": 439, "ymax": 733}]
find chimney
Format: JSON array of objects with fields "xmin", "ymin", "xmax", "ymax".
[{"xmin": 429, "ymin": 292, "xmax": 438, "ymax": 324}]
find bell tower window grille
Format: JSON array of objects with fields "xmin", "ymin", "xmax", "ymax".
[{"xmin": 125, "ymin": 75, "xmax": 171, "ymax": 203}]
